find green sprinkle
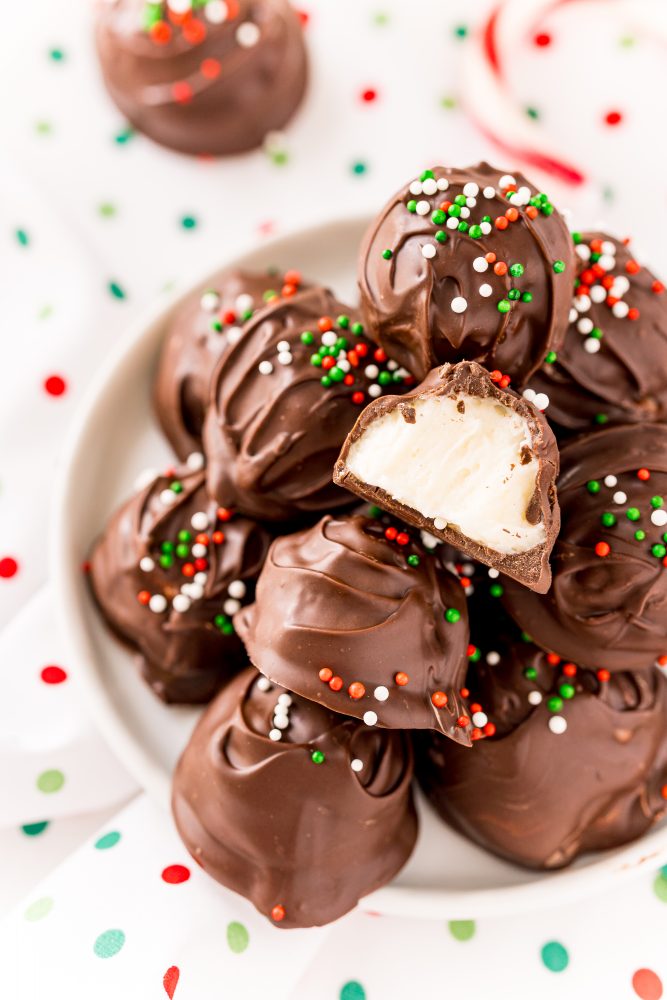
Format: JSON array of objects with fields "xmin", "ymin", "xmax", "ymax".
[
  {"xmin": 559, "ymin": 684, "xmax": 575, "ymax": 700},
  {"xmin": 210, "ymin": 320, "xmax": 222, "ymax": 333},
  {"xmin": 177, "ymin": 530, "xmax": 192, "ymax": 543},
  {"xmin": 440, "ymin": 95, "xmax": 457, "ymax": 110},
  {"xmin": 445, "ymin": 608, "xmax": 461, "ymax": 624},
  {"xmin": 214, "ymin": 614, "xmax": 225, "ymax": 628},
  {"xmin": 373, "ymin": 11, "xmax": 390, "ymax": 26},
  {"xmin": 222, "ymin": 622, "xmax": 234, "ymax": 635},
  {"xmin": 468, "ymin": 647, "xmax": 481, "ymax": 662},
  {"xmin": 601, "ymin": 513, "xmax": 616, "ymax": 528},
  {"xmin": 508, "ymin": 289, "xmax": 521, "ymax": 301},
  {"xmin": 652, "ymin": 544, "xmax": 666, "ymax": 559},
  {"xmin": 161, "ymin": 541, "xmax": 174, "ymax": 554},
  {"xmin": 547, "ymin": 696, "xmax": 563, "ymax": 712},
  {"xmin": 170, "ymin": 481, "xmax": 183, "ymax": 493},
  {"xmin": 321, "ymin": 376, "xmax": 332, "ymax": 387},
  {"xmin": 590, "ymin": 327, "xmax": 603, "ymax": 340},
  {"xmin": 522, "ymin": 292, "xmax": 533, "ymax": 303},
  {"xmin": 407, "ymin": 200, "xmax": 417, "ymax": 213},
  {"xmin": 329, "ymin": 367, "xmax": 345, "ymax": 383},
  {"xmin": 572, "ymin": 232, "xmax": 582, "ymax": 244},
  {"xmin": 378, "ymin": 371, "xmax": 392, "ymax": 386},
  {"xmin": 524, "ymin": 667, "xmax": 537, "ymax": 680},
  {"xmin": 310, "ymin": 354, "xmax": 322, "ymax": 367},
  {"xmin": 369, "ymin": 505, "xmax": 382, "ymax": 517},
  {"xmin": 407, "ymin": 554, "xmax": 420, "ymax": 567},
  {"xmin": 98, "ymin": 202, "xmax": 116, "ymax": 219},
  {"xmin": 635, "ymin": 529, "xmax": 646, "ymax": 541},
  {"xmin": 431, "ymin": 210, "xmax": 446, "ymax": 225},
  {"xmin": 497, "ymin": 300, "xmax": 511, "ymax": 313},
  {"xmin": 457, "ymin": 221, "xmax": 469, "ymax": 233},
  {"xmin": 35, "ymin": 120, "xmax": 52, "ymax": 136},
  {"xmin": 509, "ymin": 263, "xmax": 524, "ymax": 277},
  {"xmin": 553, "ymin": 260, "xmax": 566, "ymax": 273},
  {"xmin": 301, "ymin": 331, "xmax": 314, "ymax": 345},
  {"xmin": 490, "ymin": 583, "xmax": 504, "ymax": 598},
  {"xmin": 311, "ymin": 750, "xmax": 325, "ymax": 765},
  {"xmin": 594, "ymin": 413, "xmax": 609, "ymax": 425},
  {"xmin": 447, "ymin": 203, "xmax": 461, "ymax": 218},
  {"xmin": 454, "ymin": 194, "xmax": 467, "ymax": 207},
  {"xmin": 652, "ymin": 496, "xmax": 664, "ymax": 508},
  {"xmin": 521, "ymin": 632, "xmax": 532, "ymax": 643},
  {"xmin": 159, "ymin": 554, "xmax": 172, "ymax": 569},
  {"xmin": 420, "ymin": 169, "xmax": 435, "ymax": 181},
  {"xmin": 469, "ymin": 224, "xmax": 482, "ymax": 239},
  {"xmin": 545, "ymin": 351, "xmax": 557, "ymax": 364},
  {"xmin": 352, "ymin": 322, "xmax": 364, "ymax": 335},
  {"xmin": 586, "ymin": 480, "xmax": 601, "ymax": 494},
  {"xmin": 626, "ymin": 507, "xmax": 641, "ymax": 521},
  {"xmin": 176, "ymin": 543, "xmax": 189, "ymax": 559},
  {"xmin": 435, "ymin": 230, "xmax": 447, "ymax": 243},
  {"xmin": 381, "ymin": 249, "xmax": 392, "ymax": 260}
]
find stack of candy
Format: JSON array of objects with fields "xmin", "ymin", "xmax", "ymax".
[{"xmin": 89, "ymin": 161, "xmax": 667, "ymax": 928}]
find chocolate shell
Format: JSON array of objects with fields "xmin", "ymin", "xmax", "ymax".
[
  {"xmin": 234, "ymin": 512, "xmax": 473, "ymax": 743},
  {"xmin": 502, "ymin": 423, "xmax": 667, "ymax": 671},
  {"xmin": 358, "ymin": 163, "xmax": 575, "ymax": 384},
  {"xmin": 527, "ymin": 232, "xmax": 667, "ymax": 437},
  {"xmin": 334, "ymin": 361, "xmax": 560, "ymax": 592},
  {"xmin": 203, "ymin": 286, "xmax": 414, "ymax": 521},
  {"xmin": 89, "ymin": 464, "xmax": 271, "ymax": 703},
  {"xmin": 172, "ymin": 668, "xmax": 418, "ymax": 927},
  {"xmin": 95, "ymin": 0, "xmax": 307, "ymax": 157},
  {"xmin": 154, "ymin": 268, "xmax": 307, "ymax": 459},
  {"xmin": 416, "ymin": 614, "xmax": 667, "ymax": 870}
]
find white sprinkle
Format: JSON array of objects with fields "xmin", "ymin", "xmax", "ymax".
[
  {"xmin": 472, "ymin": 711, "xmax": 487, "ymax": 727},
  {"xmin": 258, "ymin": 360, "xmax": 273, "ymax": 375},
  {"xmin": 584, "ymin": 338, "xmax": 601, "ymax": 354},
  {"xmin": 533, "ymin": 393, "xmax": 550, "ymax": 410},
  {"xmin": 277, "ymin": 693, "xmax": 292, "ymax": 707},
  {"xmin": 575, "ymin": 244, "xmax": 591, "ymax": 261},
  {"xmin": 480, "ymin": 222, "xmax": 492, "ymax": 235},
  {"xmin": 433, "ymin": 517, "xmax": 447, "ymax": 530},
  {"xmin": 191, "ymin": 543, "xmax": 207, "ymax": 559},
  {"xmin": 498, "ymin": 174, "xmax": 516, "ymax": 188},
  {"xmin": 488, "ymin": 568, "xmax": 499, "ymax": 578},
  {"xmin": 186, "ymin": 451, "xmax": 205, "ymax": 471},
  {"xmin": 134, "ymin": 467, "xmax": 158, "ymax": 491},
  {"xmin": 652, "ymin": 510, "xmax": 667, "ymax": 527},
  {"xmin": 226, "ymin": 326, "xmax": 243, "ymax": 345},
  {"xmin": 523, "ymin": 388, "xmax": 536, "ymax": 403},
  {"xmin": 575, "ymin": 295, "xmax": 591, "ymax": 312},
  {"xmin": 486, "ymin": 651, "xmax": 500, "ymax": 665},
  {"xmin": 200, "ymin": 291, "xmax": 220, "ymax": 312},
  {"xmin": 612, "ymin": 301, "xmax": 629, "ymax": 319},
  {"xmin": 224, "ymin": 598, "xmax": 241, "ymax": 615},
  {"xmin": 168, "ymin": 0, "xmax": 191, "ymax": 13},
  {"xmin": 459, "ymin": 207, "xmax": 470, "ymax": 220},
  {"xmin": 577, "ymin": 318, "xmax": 594, "ymax": 334},
  {"xmin": 604, "ymin": 475, "xmax": 617, "ymax": 488},
  {"xmin": 273, "ymin": 706, "xmax": 289, "ymax": 722},
  {"xmin": 277, "ymin": 340, "xmax": 290, "ymax": 352},
  {"xmin": 463, "ymin": 182, "xmax": 479, "ymax": 197},
  {"xmin": 396, "ymin": 367, "xmax": 410, "ymax": 378},
  {"xmin": 420, "ymin": 530, "xmax": 439, "ymax": 549},
  {"xmin": 451, "ymin": 296, "xmax": 467, "ymax": 314},
  {"xmin": 590, "ymin": 285, "xmax": 607, "ymax": 304},
  {"xmin": 374, "ymin": 686, "xmax": 389, "ymax": 702},
  {"xmin": 466, "ymin": 197, "xmax": 477, "ymax": 208},
  {"xmin": 514, "ymin": 186, "xmax": 532, "ymax": 206},
  {"xmin": 363, "ymin": 711, "xmax": 378, "ymax": 726},
  {"xmin": 462, "ymin": 563, "xmax": 475, "ymax": 575},
  {"xmin": 601, "ymin": 241, "xmax": 616, "ymax": 255},
  {"xmin": 235, "ymin": 293, "xmax": 254, "ymax": 315},
  {"xmin": 277, "ymin": 351, "xmax": 292, "ymax": 366},
  {"xmin": 236, "ymin": 21, "xmax": 260, "ymax": 46},
  {"xmin": 149, "ymin": 594, "xmax": 167, "ymax": 613},
  {"xmin": 205, "ymin": 0, "xmax": 228, "ymax": 23},
  {"xmin": 387, "ymin": 360, "xmax": 398, "ymax": 371},
  {"xmin": 186, "ymin": 583, "xmax": 204, "ymax": 601},
  {"xmin": 409, "ymin": 180, "xmax": 423, "ymax": 195},
  {"xmin": 613, "ymin": 276, "xmax": 630, "ymax": 295},
  {"xmin": 321, "ymin": 331, "xmax": 337, "ymax": 346},
  {"xmin": 139, "ymin": 557, "xmax": 155, "ymax": 572},
  {"xmin": 415, "ymin": 200, "xmax": 430, "ymax": 216},
  {"xmin": 337, "ymin": 359, "xmax": 350, "ymax": 373},
  {"xmin": 256, "ymin": 676, "xmax": 271, "ymax": 691},
  {"xmin": 613, "ymin": 491, "xmax": 628, "ymax": 505},
  {"xmin": 568, "ymin": 308, "xmax": 578, "ymax": 323},
  {"xmin": 483, "ymin": 185, "xmax": 496, "ymax": 198},
  {"xmin": 228, "ymin": 580, "xmax": 246, "ymax": 599},
  {"xmin": 269, "ymin": 728, "xmax": 282, "ymax": 741},
  {"xmin": 422, "ymin": 243, "xmax": 437, "ymax": 259},
  {"xmin": 273, "ymin": 715, "xmax": 289, "ymax": 730},
  {"xmin": 473, "ymin": 256, "xmax": 488, "ymax": 273},
  {"xmin": 191, "ymin": 511, "xmax": 209, "ymax": 531},
  {"xmin": 479, "ymin": 283, "xmax": 493, "ymax": 298},
  {"xmin": 351, "ymin": 758, "xmax": 364, "ymax": 772},
  {"xmin": 194, "ymin": 572, "xmax": 207, "ymax": 585},
  {"xmin": 422, "ymin": 178, "xmax": 438, "ymax": 196},
  {"xmin": 549, "ymin": 715, "xmax": 567, "ymax": 735},
  {"xmin": 528, "ymin": 691, "xmax": 543, "ymax": 706},
  {"xmin": 368, "ymin": 384, "xmax": 382, "ymax": 398},
  {"xmin": 446, "ymin": 216, "xmax": 460, "ymax": 230},
  {"xmin": 172, "ymin": 594, "xmax": 191, "ymax": 613},
  {"xmin": 364, "ymin": 364, "xmax": 379, "ymax": 379},
  {"xmin": 437, "ymin": 177, "xmax": 449, "ymax": 191},
  {"xmin": 160, "ymin": 489, "xmax": 178, "ymax": 507},
  {"xmin": 598, "ymin": 254, "xmax": 615, "ymax": 271}
]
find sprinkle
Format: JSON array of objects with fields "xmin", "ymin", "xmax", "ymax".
[
  {"xmin": 528, "ymin": 691, "xmax": 543, "ymax": 705},
  {"xmin": 638, "ymin": 468, "xmax": 651, "ymax": 481},
  {"xmin": 172, "ymin": 594, "xmax": 191, "ymax": 613},
  {"xmin": 498, "ymin": 174, "xmax": 516, "ymax": 188},
  {"xmin": 548, "ymin": 716, "xmax": 567, "ymax": 735},
  {"xmin": 422, "ymin": 244, "xmax": 436, "ymax": 259},
  {"xmin": 256, "ymin": 676, "xmax": 271, "ymax": 692},
  {"xmin": 471, "ymin": 711, "xmax": 487, "ymax": 727},
  {"xmin": 415, "ymin": 200, "xmax": 430, "ymax": 216},
  {"xmin": 351, "ymin": 758, "xmax": 364, "ymax": 772},
  {"xmin": 186, "ymin": 451, "xmax": 205, "ymax": 471},
  {"xmin": 258, "ymin": 360, "xmax": 273, "ymax": 375},
  {"xmin": 363, "ymin": 710, "xmax": 378, "ymax": 726},
  {"xmin": 652, "ymin": 510, "xmax": 667, "ymax": 527},
  {"xmin": 228, "ymin": 580, "xmax": 246, "ymax": 599},
  {"xmin": 433, "ymin": 517, "xmax": 446, "ymax": 530},
  {"xmin": 236, "ymin": 21, "xmax": 260, "ymax": 46},
  {"xmin": 348, "ymin": 681, "xmax": 366, "ymax": 700},
  {"xmin": 395, "ymin": 671, "xmax": 409, "ymax": 686},
  {"xmin": 277, "ymin": 351, "xmax": 292, "ymax": 366},
  {"xmin": 604, "ymin": 475, "xmax": 618, "ymax": 487},
  {"xmin": 149, "ymin": 594, "xmax": 167, "ymax": 613},
  {"xmin": 382, "ymin": 249, "xmax": 392, "ymax": 260},
  {"xmin": 191, "ymin": 512, "xmax": 209, "ymax": 531},
  {"xmin": 595, "ymin": 541, "xmax": 611, "ymax": 557},
  {"xmin": 486, "ymin": 651, "xmax": 500, "ymax": 665},
  {"xmin": 159, "ymin": 489, "xmax": 178, "ymax": 507},
  {"xmin": 374, "ymin": 685, "xmax": 389, "ymax": 702},
  {"xmin": 451, "ymin": 296, "xmax": 467, "ymax": 314},
  {"xmin": 473, "ymin": 258, "xmax": 489, "ymax": 273},
  {"xmin": 271, "ymin": 905, "xmax": 286, "ymax": 922},
  {"xmin": 139, "ymin": 557, "xmax": 155, "ymax": 572},
  {"xmin": 311, "ymin": 750, "xmax": 325, "ymax": 765},
  {"xmin": 553, "ymin": 260, "xmax": 566, "ymax": 273},
  {"xmin": 613, "ymin": 491, "xmax": 627, "ymax": 504},
  {"xmin": 431, "ymin": 691, "xmax": 448, "ymax": 708}
]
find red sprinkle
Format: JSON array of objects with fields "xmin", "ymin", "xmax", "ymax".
[
  {"xmin": 161, "ymin": 864, "xmax": 190, "ymax": 885},
  {"xmin": 200, "ymin": 57, "xmax": 220, "ymax": 79},
  {"xmin": 217, "ymin": 507, "xmax": 233, "ymax": 521},
  {"xmin": 546, "ymin": 653, "xmax": 561, "ymax": 666},
  {"xmin": 595, "ymin": 541, "xmax": 611, "ymax": 557},
  {"xmin": 348, "ymin": 682, "xmax": 366, "ymax": 700},
  {"xmin": 396, "ymin": 532, "xmax": 410, "ymax": 546},
  {"xmin": 137, "ymin": 590, "xmax": 151, "ymax": 605},
  {"xmin": 329, "ymin": 675, "xmax": 343, "ymax": 692},
  {"xmin": 374, "ymin": 348, "xmax": 387, "ymax": 363},
  {"xmin": 44, "ymin": 375, "xmax": 67, "ymax": 396},
  {"xmin": 319, "ymin": 667, "xmax": 333, "ymax": 682},
  {"xmin": 212, "ymin": 530, "xmax": 225, "ymax": 544},
  {"xmin": 150, "ymin": 21, "xmax": 171, "ymax": 43},
  {"xmin": 0, "ymin": 557, "xmax": 18, "ymax": 579},
  {"xmin": 351, "ymin": 391, "xmax": 365, "ymax": 405},
  {"xmin": 526, "ymin": 206, "xmax": 538, "ymax": 219},
  {"xmin": 625, "ymin": 259, "xmax": 640, "ymax": 275},
  {"xmin": 271, "ymin": 905, "xmax": 286, "ymax": 922},
  {"xmin": 495, "ymin": 216, "xmax": 509, "ymax": 230},
  {"xmin": 597, "ymin": 668, "xmax": 611, "ymax": 682},
  {"xmin": 457, "ymin": 715, "xmax": 470, "ymax": 728},
  {"xmin": 318, "ymin": 315, "xmax": 333, "ymax": 332},
  {"xmin": 395, "ymin": 672, "xmax": 409, "ymax": 686},
  {"xmin": 361, "ymin": 88, "xmax": 377, "ymax": 103},
  {"xmin": 384, "ymin": 526, "xmax": 398, "ymax": 541},
  {"xmin": 628, "ymin": 307, "xmax": 640, "ymax": 321},
  {"xmin": 431, "ymin": 691, "xmax": 448, "ymax": 708},
  {"xmin": 652, "ymin": 281, "xmax": 665, "ymax": 295},
  {"xmin": 563, "ymin": 663, "xmax": 577, "ymax": 677},
  {"xmin": 182, "ymin": 563, "xmax": 196, "ymax": 578},
  {"xmin": 172, "ymin": 81, "xmax": 193, "ymax": 104},
  {"xmin": 483, "ymin": 722, "xmax": 497, "ymax": 737},
  {"xmin": 637, "ymin": 468, "xmax": 651, "ymax": 481}
]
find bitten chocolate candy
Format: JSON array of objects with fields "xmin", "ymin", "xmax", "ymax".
[
  {"xmin": 154, "ymin": 267, "xmax": 306, "ymax": 459},
  {"xmin": 89, "ymin": 464, "xmax": 271, "ymax": 703},
  {"xmin": 527, "ymin": 232, "xmax": 667, "ymax": 437},
  {"xmin": 359, "ymin": 163, "xmax": 575, "ymax": 383},
  {"xmin": 334, "ymin": 361, "xmax": 560, "ymax": 593},
  {"xmin": 172, "ymin": 668, "xmax": 418, "ymax": 927},
  {"xmin": 95, "ymin": 0, "xmax": 307, "ymax": 156},
  {"xmin": 235, "ymin": 512, "xmax": 473, "ymax": 743},
  {"xmin": 502, "ymin": 423, "xmax": 667, "ymax": 671}
]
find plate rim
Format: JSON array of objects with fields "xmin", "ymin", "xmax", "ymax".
[{"xmin": 50, "ymin": 213, "xmax": 667, "ymax": 920}]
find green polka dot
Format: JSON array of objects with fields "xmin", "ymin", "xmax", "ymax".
[
  {"xmin": 108, "ymin": 280, "xmax": 126, "ymax": 300},
  {"xmin": 351, "ymin": 161, "xmax": 367, "ymax": 176},
  {"xmin": 15, "ymin": 229, "xmax": 29, "ymax": 247},
  {"xmin": 653, "ymin": 872, "xmax": 667, "ymax": 901},
  {"xmin": 269, "ymin": 150, "xmax": 289, "ymax": 166},
  {"xmin": 619, "ymin": 35, "xmax": 636, "ymax": 47},
  {"xmin": 25, "ymin": 897, "xmax": 53, "ymax": 922},
  {"xmin": 541, "ymin": 940, "xmax": 569, "ymax": 972},
  {"xmin": 114, "ymin": 125, "xmax": 134, "ymax": 145},
  {"xmin": 602, "ymin": 186, "xmax": 615, "ymax": 203},
  {"xmin": 526, "ymin": 106, "xmax": 540, "ymax": 120},
  {"xmin": 35, "ymin": 121, "xmax": 52, "ymax": 136},
  {"xmin": 373, "ymin": 11, "xmax": 389, "ymax": 25},
  {"xmin": 453, "ymin": 24, "xmax": 468, "ymax": 39},
  {"xmin": 226, "ymin": 921, "xmax": 249, "ymax": 954},
  {"xmin": 49, "ymin": 48, "xmax": 65, "ymax": 62},
  {"xmin": 95, "ymin": 831, "xmax": 121, "ymax": 850},
  {"xmin": 180, "ymin": 215, "xmax": 197, "ymax": 230},
  {"xmin": 94, "ymin": 929, "xmax": 126, "ymax": 959},
  {"xmin": 440, "ymin": 95, "xmax": 457, "ymax": 110},
  {"xmin": 36, "ymin": 769, "xmax": 64, "ymax": 794},
  {"xmin": 448, "ymin": 919, "xmax": 475, "ymax": 941},
  {"xmin": 98, "ymin": 202, "xmax": 117, "ymax": 218},
  {"xmin": 21, "ymin": 821, "xmax": 50, "ymax": 837},
  {"xmin": 340, "ymin": 983, "xmax": 366, "ymax": 1000},
  {"xmin": 38, "ymin": 304, "xmax": 54, "ymax": 321}
]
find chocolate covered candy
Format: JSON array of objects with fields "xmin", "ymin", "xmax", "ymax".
[
  {"xmin": 417, "ymin": 612, "xmax": 667, "ymax": 870},
  {"xmin": 334, "ymin": 361, "xmax": 560, "ymax": 593},
  {"xmin": 527, "ymin": 233, "xmax": 667, "ymax": 436},
  {"xmin": 154, "ymin": 268, "xmax": 306, "ymax": 459},
  {"xmin": 172, "ymin": 668, "xmax": 418, "ymax": 927},
  {"xmin": 235, "ymin": 511, "xmax": 473, "ymax": 743},
  {"xmin": 503, "ymin": 423, "xmax": 667, "ymax": 671},
  {"xmin": 95, "ymin": 0, "xmax": 307, "ymax": 156},
  {"xmin": 203, "ymin": 286, "xmax": 414, "ymax": 521},
  {"xmin": 89, "ymin": 464, "xmax": 271, "ymax": 703},
  {"xmin": 359, "ymin": 163, "xmax": 575, "ymax": 383}
]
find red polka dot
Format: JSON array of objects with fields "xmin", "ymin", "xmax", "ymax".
[
  {"xmin": 296, "ymin": 9, "xmax": 309, "ymax": 26},
  {"xmin": 161, "ymin": 864, "xmax": 191, "ymax": 884},
  {"xmin": 605, "ymin": 110, "xmax": 623, "ymax": 126},
  {"xmin": 534, "ymin": 32, "xmax": 552, "ymax": 47},
  {"xmin": 44, "ymin": 375, "xmax": 66, "ymax": 397},
  {"xmin": 40, "ymin": 665, "xmax": 68, "ymax": 685},
  {"xmin": 633, "ymin": 969, "xmax": 663, "ymax": 1000},
  {"xmin": 360, "ymin": 88, "xmax": 378, "ymax": 103},
  {"xmin": 0, "ymin": 557, "xmax": 18, "ymax": 579},
  {"xmin": 172, "ymin": 81, "xmax": 193, "ymax": 104},
  {"xmin": 200, "ymin": 58, "xmax": 220, "ymax": 79}
]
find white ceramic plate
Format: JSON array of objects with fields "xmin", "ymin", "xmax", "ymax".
[{"xmin": 52, "ymin": 216, "xmax": 667, "ymax": 919}]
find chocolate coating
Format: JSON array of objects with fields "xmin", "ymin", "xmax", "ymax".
[
  {"xmin": 528, "ymin": 233, "xmax": 667, "ymax": 436},
  {"xmin": 359, "ymin": 163, "xmax": 575, "ymax": 384},
  {"xmin": 417, "ymin": 613, "xmax": 667, "ymax": 869},
  {"xmin": 235, "ymin": 512, "xmax": 473, "ymax": 743},
  {"xmin": 89, "ymin": 465, "xmax": 271, "ymax": 703},
  {"xmin": 334, "ymin": 361, "xmax": 560, "ymax": 593},
  {"xmin": 172, "ymin": 668, "xmax": 418, "ymax": 927},
  {"xmin": 95, "ymin": 0, "xmax": 307, "ymax": 157},
  {"xmin": 154, "ymin": 268, "xmax": 306, "ymax": 459},
  {"xmin": 203, "ymin": 286, "xmax": 414, "ymax": 521},
  {"xmin": 503, "ymin": 423, "xmax": 667, "ymax": 671}
]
